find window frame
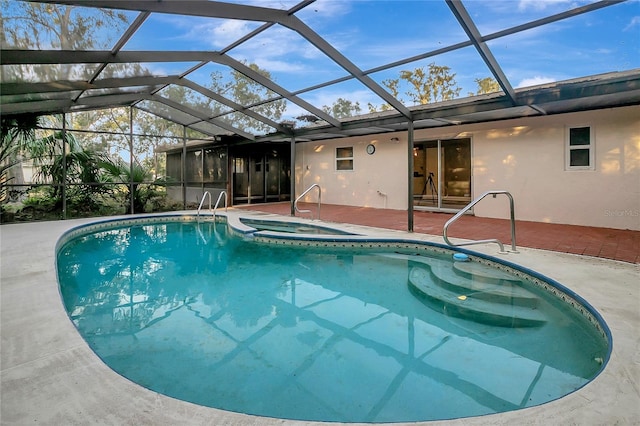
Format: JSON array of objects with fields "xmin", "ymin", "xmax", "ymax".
[
  {"xmin": 565, "ymin": 125, "xmax": 595, "ymax": 171},
  {"xmin": 335, "ymin": 146, "xmax": 354, "ymax": 171}
]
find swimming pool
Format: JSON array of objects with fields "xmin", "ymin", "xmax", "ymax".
[{"xmin": 56, "ymin": 215, "xmax": 611, "ymax": 423}]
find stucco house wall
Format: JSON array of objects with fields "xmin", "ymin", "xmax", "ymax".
[
  {"xmin": 296, "ymin": 136, "xmax": 408, "ymax": 210},
  {"xmin": 296, "ymin": 105, "xmax": 639, "ymax": 230}
]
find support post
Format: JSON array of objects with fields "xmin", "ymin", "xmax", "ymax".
[
  {"xmin": 290, "ymin": 135, "xmax": 296, "ymax": 216},
  {"xmin": 129, "ymin": 108, "xmax": 135, "ymax": 214},
  {"xmin": 182, "ymin": 126, "xmax": 187, "ymax": 210},
  {"xmin": 61, "ymin": 113, "xmax": 67, "ymax": 220},
  {"xmin": 407, "ymin": 121, "xmax": 414, "ymax": 232}
]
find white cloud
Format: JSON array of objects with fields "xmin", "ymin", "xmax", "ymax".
[
  {"xmin": 149, "ymin": 14, "xmax": 261, "ymax": 50},
  {"xmin": 516, "ymin": 76, "xmax": 557, "ymax": 88},
  {"xmin": 253, "ymin": 58, "xmax": 305, "ymax": 74},
  {"xmin": 227, "ymin": 25, "xmax": 346, "ymax": 81},
  {"xmin": 517, "ymin": 0, "xmax": 574, "ymax": 12},
  {"xmin": 207, "ymin": 20, "xmax": 256, "ymax": 48},
  {"xmin": 241, "ymin": 0, "xmax": 299, "ymax": 9},
  {"xmin": 624, "ymin": 16, "xmax": 640, "ymax": 31},
  {"xmin": 296, "ymin": 0, "xmax": 353, "ymax": 22},
  {"xmin": 230, "ymin": 26, "xmax": 311, "ymax": 64}
]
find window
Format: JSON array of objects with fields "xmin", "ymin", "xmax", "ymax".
[
  {"xmin": 566, "ymin": 126, "xmax": 594, "ymax": 170},
  {"xmin": 185, "ymin": 149, "xmax": 203, "ymax": 182},
  {"xmin": 336, "ymin": 146, "xmax": 354, "ymax": 171}
]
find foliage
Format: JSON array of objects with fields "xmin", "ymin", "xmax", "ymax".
[
  {"xmin": 322, "ymin": 98, "xmax": 362, "ymax": 119},
  {"xmin": 368, "ymin": 65, "xmax": 504, "ymax": 112},
  {"xmin": 2, "ymin": 2, "xmax": 153, "ymax": 163},
  {"xmin": 1, "ymin": 1, "xmax": 130, "ymax": 84},
  {"xmin": 469, "ymin": 77, "xmax": 501, "ymax": 96},
  {"xmin": 37, "ymin": 147, "xmax": 112, "ymax": 209},
  {"xmin": 395, "ymin": 63, "xmax": 461, "ymax": 105},
  {"xmin": 1, "ymin": 1, "xmax": 128, "ymax": 49},
  {"xmin": 6, "ymin": 188, "xmax": 60, "ymax": 222},
  {"xmin": 99, "ymin": 157, "xmax": 165, "ymax": 214},
  {"xmin": 0, "ymin": 114, "xmax": 41, "ymax": 189},
  {"xmin": 0, "ymin": 113, "xmax": 174, "ymax": 222},
  {"xmin": 204, "ymin": 63, "xmax": 287, "ymax": 134},
  {"xmin": 0, "ymin": 115, "xmax": 77, "ymax": 204}
]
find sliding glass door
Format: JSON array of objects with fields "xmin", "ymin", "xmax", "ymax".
[{"xmin": 413, "ymin": 138, "xmax": 471, "ymax": 211}]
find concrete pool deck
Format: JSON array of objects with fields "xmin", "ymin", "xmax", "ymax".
[{"xmin": 1, "ymin": 210, "xmax": 638, "ymax": 425}]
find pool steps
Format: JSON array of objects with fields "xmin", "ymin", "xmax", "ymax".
[
  {"xmin": 382, "ymin": 253, "xmax": 546, "ymax": 327},
  {"xmin": 429, "ymin": 261, "xmax": 539, "ymax": 308}
]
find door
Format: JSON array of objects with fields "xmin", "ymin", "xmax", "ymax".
[
  {"xmin": 233, "ymin": 157, "xmax": 249, "ymax": 203},
  {"xmin": 232, "ymin": 155, "xmax": 264, "ymax": 203},
  {"xmin": 413, "ymin": 138, "xmax": 471, "ymax": 211},
  {"xmin": 249, "ymin": 155, "xmax": 264, "ymax": 202},
  {"xmin": 231, "ymin": 146, "xmax": 291, "ymax": 204},
  {"xmin": 265, "ymin": 150, "xmax": 290, "ymax": 202}
]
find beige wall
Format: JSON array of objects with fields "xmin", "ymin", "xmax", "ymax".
[
  {"xmin": 297, "ymin": 105, "xmax": 640, "ymax": 230},
  {"xmin": 467, "ymin": 106, "xmax": 639, "ymax": 230},
  {"xmin": 296, "ymin": 136, "xmax": 409, "ymax": 210}
]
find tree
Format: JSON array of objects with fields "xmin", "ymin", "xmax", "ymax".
[
  {"xmin": 368, "ymin": 79, "xmax": 399, "ymax": 113},
  {"xmin": 469, "ymin": 77, "xmax": 501, "ymax": 96},
  {"xmin": 0, "ymin": 114, "xmax": 41, "ymax": 202},
  {"xmin": 1, "ymin": 114, "xmax": 79, "ymax": 196},
  {"xmin": 205, "ymin": 63, "xmax": 286, "ymax": 134},
  {"xmin": 0, "ymin": 112, "xmax": 115, "ymax": 218},
  {"xmin": 37, "ymin": 145, "xmax": 110, "ymax": 210},
  {"xmin": 2, "ymin": 1, "xmax": 155, "ymax": 158},
  {"xmin": 399, "ymin": 64, "xmax": 461, "ymax": 104},
  {"xmin": 1, "ymin": 1, "xmax": 128, "ymax": 49},
  {"xmin": 322, "ymin": 98, "xmax": 362, "ymax": 119},
  {"xmin": 369, "ymin": 63, "xmax": 461, "ymax": 112},
  {"xmin": 99, "ymin": 157, "xmax": 164, "ymax": 214},
  {"xmin": 1, "ymin": 1, "xmax": 129, "ymax": 82}
]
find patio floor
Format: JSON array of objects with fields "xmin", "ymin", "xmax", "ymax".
[{"xmin": 236, "ymin": 202, "xmax": 640, "ymax": 264}]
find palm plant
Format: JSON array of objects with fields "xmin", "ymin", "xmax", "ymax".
[
  {"xmin": 99, "ymin": 157, "xmax": 158, "ymax": 214},
  {"xmin": 37, "ymin": 147, "xmax": 111, "ymax": 210},
  {"xmin": 0, "ymin": 114, "xmax": 41, "ymax": 201}
]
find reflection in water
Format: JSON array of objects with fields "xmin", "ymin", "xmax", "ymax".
[{"xmin": 57, "ymin": 221, "xmax": 607, "ymax": 423}]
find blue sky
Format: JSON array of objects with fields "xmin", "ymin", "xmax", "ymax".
[
  {"xmin": 118, "ymin": 0, "xmax": 640, "ymax": 119},
  {"xmin": 5, "ymin": 0, "xmax": 638, "ymax": 124}
]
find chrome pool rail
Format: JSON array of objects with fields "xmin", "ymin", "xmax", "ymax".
[
  {"xmin": 213, "ymin": 191, "xmax": 228, "ymax": 217},
  {"xmin": 443, "ymin": 190, "xmax": 518, "ymax": 254},
  {"xmin": 197, "ymin": 190, "xmax": 227, "ymax": 220},
  {"xmin": 197, "ymin": 191, "xmax": 211, "ymax": 220},
  {"xmin": 295, "ymin": 184, "xmax": 321, "ymax": 220}
]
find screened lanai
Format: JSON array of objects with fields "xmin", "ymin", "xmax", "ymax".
[{"xmin": 1, "ymin": 0, "xmax": 639, "ymax": 223}]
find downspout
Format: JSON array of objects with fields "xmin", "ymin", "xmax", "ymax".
[{"xmin": 407, "ymin": 120, "xmax": 414, "ymax": 232}]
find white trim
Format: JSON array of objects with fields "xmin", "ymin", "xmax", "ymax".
[
  {"xmin": 565, "ymin": 125, "xmax": 595, "ymax": 171},
  {"xmin": 335, "ymin": 146, "xmax": 354, "ymax": 171}
]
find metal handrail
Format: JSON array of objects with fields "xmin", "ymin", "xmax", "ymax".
[
  {"xmin": 213, "ymin": 191, "xmax": 227, "ymax": 217},
  {"xmin": 197, "ymin": 190, "xmax": 228, "ymax": 220},
  {"xmin": 294, "ymin": 184, "xmax": 321, "ymax": 219},
  {"xmin": 196, "ymin": 191, "xmax": 211, "ymax": 220},
  {"xmin": 443, "ymin": 190, "xmax": 517, "ymax": 253}
]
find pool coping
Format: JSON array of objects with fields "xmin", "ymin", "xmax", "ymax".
[{"xmin": 1, "ymin": 209, "xmax": 639, "ymax": 425}]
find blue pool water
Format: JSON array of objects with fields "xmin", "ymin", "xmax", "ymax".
[{"xmin": 56, "ymin": 218, "xmax": 609, "ymax": 423}]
